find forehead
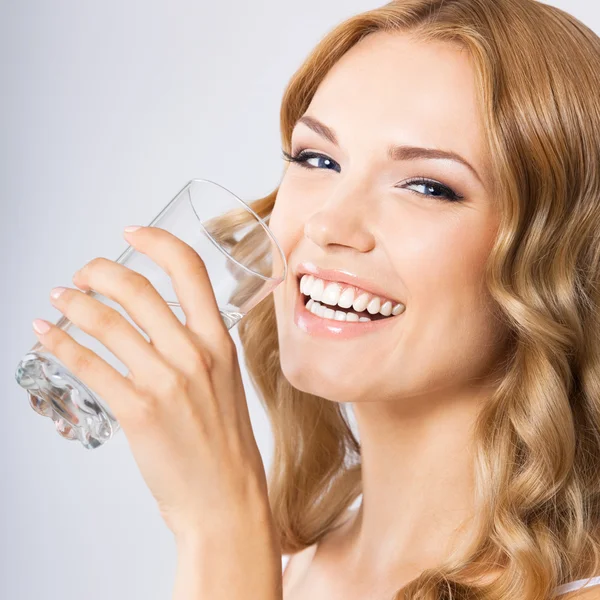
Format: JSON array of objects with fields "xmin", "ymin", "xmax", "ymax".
[{"xmin": 300, "ymin": 32, "xmax": 488, "ymax": 177}]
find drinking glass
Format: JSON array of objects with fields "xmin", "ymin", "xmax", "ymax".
[{"xmin": 14, "ymin": 178, "xmax": 287, "ymax": 450}]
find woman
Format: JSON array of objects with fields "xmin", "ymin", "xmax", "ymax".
[
  {"xmin": 246, "ymin": 0, "xmax": 600, "ymax": 597},
  {"xmin": 33, "ymin": 0, "xmax": 600, "ymax": 598}
]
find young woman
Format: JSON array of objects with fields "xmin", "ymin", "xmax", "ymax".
[
  {"xmin": 244, "ymin": 0, "xmax": 600, "ymax": 598},
  {"xmin": 33, "ymin": 0, "xmax": 600, "ymax": 598}
]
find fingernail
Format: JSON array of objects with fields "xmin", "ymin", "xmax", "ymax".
[
  {"xmin": 32, "ymin": 319, "xmax": 51, "ymax": 334},
  {"xmin": 124, "ymin": 225, "xmax": 142, "ymax": 233},
  {"xmin": 50, "ymin": 287, "xmax": 67, "ymax": 299}
]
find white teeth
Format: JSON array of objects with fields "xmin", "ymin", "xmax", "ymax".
[
  {"xmin": 392, "ymin": 303, "xmax": 405, "ymax": 316},
  {"xmin": 323, "ymin": 307, "xmax": 336, "ymax": 319},
  {"xmin": 301, "ymin": 274, "xmax": 314, "ymax": 295},
  {"xmin": 352, "ymin": 292, "xmax": 370, "ymax": 313},
  {"xmin": 299, "ymin": 274, "xmax": 406, "ymax": 319},
  {"xmin": 310, "ymin": 278, "xmax": 324, "ymax": 302},
  {"xmin": 321, "ymin": 282, "xmax": 342, "ymax": 306},
  {"xmin": 304, "ymin": 298, "xmax": 406, "ymax": 324},
  {"xmin": 380, "ymin": 301, "xmax": 393, "ymax": 316},
  {"xmin": 337, "ymin": 287, "xmax": 355, "ymax": 309},
  {"xmin": 306, "ymin": 300, "xmax": 370, "ymax": 322},
  {"xmin": 366, "ymin": 297, "xmax": 381, "ymax": 315}
]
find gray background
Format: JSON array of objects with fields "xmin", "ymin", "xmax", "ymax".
[{"xmin": 1, "ymin": 1, "xmax": 598, "ymax": 598}]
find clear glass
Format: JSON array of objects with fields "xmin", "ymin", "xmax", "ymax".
[{"xmin": 14, "ymin": 178, "xmax": 287, "ymax": 450}]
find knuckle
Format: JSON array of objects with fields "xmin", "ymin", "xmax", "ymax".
[
  {"xmin": 72, "ymin": 348, "xmax": 95, "ymax": 374},
  {"xmin": 126, "ymin": 384, "xmax": 161, "ymax": 424},
  {"xmin": 221, "ymin": 337, "xmax": 238, "ymax": 363},
  {"xmin": 75, "ymin": 257, "xmax": 110, "ymax": 286},
  {"xmin": 129, "ymin": 272, "xmax": 154, "ymax": 295},
  {"xmin": 188, "ymin": 346, "xmax": 213, "ymax": 372},
  {"xmin": 84, "ymin": 257, "xmax": 109, "ymax": 273},
  {"xmin": 96, "ymin": 307, "xmax": 122, "ymax": 331},
  {"xmin": 133, "ymin": 367, "xmax": 186, "ymax": 402},
  {"xmin": 189, "ymin": 250, "xmax": 208, "ymax": 273},
  {"xmin": 157, "ymin": 369, "xmax": 187, "ymax": 396},
  {"xmin": 132, "ymin": 395, "xmax": 159, "ymax": 425},
  {"xmin": 213, "ymin": 332, "xmax": 238, "ymax": 362}
]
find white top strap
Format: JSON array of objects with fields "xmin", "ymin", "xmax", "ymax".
[{"xmin": 553, "ymin": 576, "xmax": 600, "ymax": 596}]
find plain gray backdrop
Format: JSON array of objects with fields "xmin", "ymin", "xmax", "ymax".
[{"xmin": 1, "ymin": 1, "xmax": 598, "ymax": 598}]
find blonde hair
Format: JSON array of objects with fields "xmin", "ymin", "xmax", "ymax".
[{"xmin": 214, "ymin": 0, "xmax": 600, "ymax": 597}]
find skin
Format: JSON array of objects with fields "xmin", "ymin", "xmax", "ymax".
[
  {"xmin": 269, "ymin": 31, "xmax": 514, "ymax": 597},
  {"xmin": 31, "ymin": 227, "xmax": 283, "ymax": 599}
]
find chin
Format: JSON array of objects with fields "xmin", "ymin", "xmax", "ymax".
[{"xmin": 278, "ymin": 345, "xmax": 360, "ymax": 404}]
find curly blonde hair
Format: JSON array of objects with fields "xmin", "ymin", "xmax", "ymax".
[{"xmin": 214, "ymin": 0, "xmax": 600, "ymax": 597}]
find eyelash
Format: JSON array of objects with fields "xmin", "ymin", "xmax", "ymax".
[{"xmin": 281, "ymin": 149, "xmax": 465, "ymax": 203}]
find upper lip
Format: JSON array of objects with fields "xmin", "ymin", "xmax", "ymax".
[{"xmin": 295, "ymin": 261, "xmax": 403, "ymax": 304}]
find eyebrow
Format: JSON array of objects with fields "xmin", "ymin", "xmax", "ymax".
[{"xmin": 294, "ymin": 115, "xmax": 484, "ymax": 187}]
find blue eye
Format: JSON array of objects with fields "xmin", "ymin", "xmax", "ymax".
[
  {"xmin": 282, "ymin": 149, "xmax": 340, "ymax": 172},
  {"xmin": 281, "ymin": 148, "xmax": 464, "ymax": 203},
  {"xmin": 400, "ymin": 177, "xmax": 464, "ymax": 203}
]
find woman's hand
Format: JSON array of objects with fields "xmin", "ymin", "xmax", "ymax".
[{"xmin": 32, "ymin": 226, "xmax": 275, "ymax": 549}]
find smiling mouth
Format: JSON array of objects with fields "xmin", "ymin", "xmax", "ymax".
[{"xmin": 297, "ymin": 275, "xmax": 405, "ymax": 323}]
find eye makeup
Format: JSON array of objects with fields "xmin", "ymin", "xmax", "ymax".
[{"xmin": 281, "ymin": 148, "xmax": 465, "ymax": 203}]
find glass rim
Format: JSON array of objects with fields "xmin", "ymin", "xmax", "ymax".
[{"xmin": 187, "ymin": 178, "xmax": 287, "ymax": 284}]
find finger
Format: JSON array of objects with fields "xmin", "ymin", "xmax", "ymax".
[
  {"xmin": 31, "ymin": 318, "xmax": 141, "ymax": 426},
  {"xmin": 121, "ymin": 226, "xmax": 231, "ymax": 347},
  {"xmin": 49, "ymin": 286, "xmax": 173, "ymax": 384},
  {"xmin": 72, "ymin": 257, "xmax": 197, "ymax": 364}
]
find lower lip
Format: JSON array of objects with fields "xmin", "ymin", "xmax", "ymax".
[{"xmin": 293, "ymin": 282, "xmax": 404, "ymax": 339}]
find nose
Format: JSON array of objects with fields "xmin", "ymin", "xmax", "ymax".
[{"xmin": 304, "ymin": 182, "xmax": 376, "ymax": 253}]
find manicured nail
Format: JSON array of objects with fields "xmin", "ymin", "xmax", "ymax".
[
  {"xmin": 50, "ymin": 287, "xmax": 67, "ymax": 299},
  {"xmin": 124, "ymin": 225, "xmax": 142, "ymax": 233},
  {"xmin": 32, "ymin": 319, "xmax": 51, "ymax": 334}
]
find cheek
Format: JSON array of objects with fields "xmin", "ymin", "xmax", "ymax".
[
  {"xmin": 395, "ymin": 214, "xmax": 503, "ymax": 385},
  {"xmin": 268, "ymin": 186, "xmax": 304, "ymax": 253},
  {"xmin": 397, "ymin": 209, "xmax": 494, "ymax": 311},
  {"xmin": 269, "ymin": 189, "xmax": 304, "ymax": 314}
]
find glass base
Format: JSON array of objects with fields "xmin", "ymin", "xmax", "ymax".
[{"xmin": 15, "ymin": 351, "xmax": 118, "ymax": 450}]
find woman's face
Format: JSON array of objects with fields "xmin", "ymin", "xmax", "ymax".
[{"xmin": 269, "ymin": 31, "xmax": 510, "ymax": 406}]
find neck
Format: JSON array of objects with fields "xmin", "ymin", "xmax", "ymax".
[{"xmin": 343, "ymin": 385, "xmax": 489, "ymax": 577}]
